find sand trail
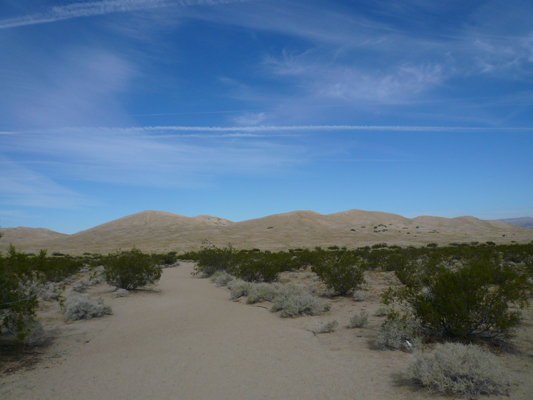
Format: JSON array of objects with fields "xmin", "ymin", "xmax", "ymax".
[{"xmin": 1, "ymin": 263, "xmax": 428, "ymax": 400}]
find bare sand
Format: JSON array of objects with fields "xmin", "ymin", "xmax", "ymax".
[{"xmin": 1, "ymin": 263, "xmax": 532, "ymax": 400}]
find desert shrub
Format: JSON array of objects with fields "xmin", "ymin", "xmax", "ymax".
[
  {"xmin": 318, "ymin": 319, "xmax": 339, "ymax": 333},
  {"xmin": 383, "ymin": 257, "xmax": 532, "ymax": 339},
  {"xmin": 312, "ymin": 253, "xmax": 365, "ymax": 296},
  {"xmin": 353, "ymin": 290, "xmax": 368, "ymax": 302},
  {"xmin": 0, "ymin": 246, "xmax": 41, "ymax": 342},
  {"xmin": 348, "ymin": 310, "xmax": 369, "ymax": 328},
  {"xmin": 246, "ymin": 283, "xmax": 280, "ymax": 304},
  {"xmin": 227, "ymin": 279, "xmax": 253, "ymax": 300},
  {"xmin": 113, "ymin": 288, "xmax": 129, "ymax": 298},
  {"xmin": 211, "ymin": 271, "xmax": 235, "ymax": 287},
  {"xmin": 271, "ymin": 284, "xmax": 330, "ymax": 317},
  {"xmin": 72, "ymin": 277, "xmax": 90, "ymax": 293},
  {"xmin": 3, "ymin": 314, "xmax": 47, "ymax": 346},
  {"xmin": 232, "ymin": 253, "xmax": 280, "ymax": 283},
  {"xmin": 405, "ymin": 343, "xmax": 510, "ymax": 396},
  {"xmin": 192, "ymin": 245, "xmax": 237, "ymax": 277},
  {"xmin": 374, "ymin": 320, "xmax": 421, "ymax": 351},
  {"xmin": 150, "ymin": 251, "xmax": 178, "ymax": 266},
  {"xmin": 374, "ymin": 307, "xmax": 389, "ymax": 317},
  {"xmin": 103, "ymin": 248, "xmax": 162, "ymax": 290},
  {"xmin": 37, "ymin": 282, "xmax": 62, "ymax": 300},
  {"xmin": 62, "ymin": 292, "xmax": 111, "ymax": 321}
]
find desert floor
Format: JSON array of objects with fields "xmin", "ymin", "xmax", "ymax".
[{"xmin": 1, "ymin": 262, "xmax": 532, "ymax": 400}]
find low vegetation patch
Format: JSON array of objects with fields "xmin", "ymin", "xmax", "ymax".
[
  {"xmin": 348, "ymin": 310, "xmax": 369, "ymax": 328},
  {"xmin": 374, "ymin": 320, "xmax": 421, "ymax": 351},
  {"xmin": 62, "ymin": 292, "xmax": 112, "ymax": 321},
  {"xmin": 382, "ymin": 256, "xmax": 532, "ymax": 340},
  {"xmin": 103, "ymin": 248, "xmax": 162, "ymax": 290},
  {"xmin": 406, "ymin": 343, "xmax": 510, "ymax": 396},
  {"xmin": 271, "ymin": 283, "xmax": 330, "ymax": 318}
]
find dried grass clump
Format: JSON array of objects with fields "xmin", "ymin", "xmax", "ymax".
[
  {"xmin": 348, "ymin": 310, "xmax": 369, "ymax": 328},
  {"xmin": 374, "ymin": 320, "xmax": 421, "ymax": 351},
  {"xmin": 63, "ymin": 293, "xmax": 112, "ymax": 321},
  {"xmin": 246, "ymin": 283, "xmax": 280, "ymax": 304},
  {"xmin": 405, "ymin": 343, "xmax": 510, "ymax": 396},
  {"xmin": 271, "ymin": 284, "xmax": 330, "ymax": 318},
  {"xmin": 318, "ymin": 320, "xmax": 339, "ymax": 333}
]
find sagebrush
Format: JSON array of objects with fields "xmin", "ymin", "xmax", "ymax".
[{"xmin": 406, "ymin": 343, "xmax": 510, "ymax": 396}]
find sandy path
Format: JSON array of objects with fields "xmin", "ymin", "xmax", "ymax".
[{"xmin": 1, "ymin": 263, "xmax": 429, "ymax": 400}]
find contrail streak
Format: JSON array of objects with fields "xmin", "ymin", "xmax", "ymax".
[{"xmin": 0, "ymin": 0, "xmax": 250, "ymax": 30}]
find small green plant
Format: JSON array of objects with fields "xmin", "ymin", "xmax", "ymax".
[
  {"xmin": 318, "ymin": 319, "xmax": 339, "ymax": 333},
  {"xmin": 312, "ymin": 253, "xmax": 365, "ymax": 296},
  {"xmin": 405, "ymin": 343, "xmax": 510, "ymax": 396},
  {"xmin": 103, "ymin": 248, "xmax": 162, "ymax": 290},
  {"xmin": 348, "ymin": 310, "xmax": 369, "ymax": 328}
]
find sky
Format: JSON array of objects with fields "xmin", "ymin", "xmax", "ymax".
[{"xmin": 0, "ymin": 0, "xmax": 532, "ymax": 234}]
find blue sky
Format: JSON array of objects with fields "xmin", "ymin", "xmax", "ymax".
[{"xmin": 1, "ymin": 0, "xmax": 532, "ymax": 234}]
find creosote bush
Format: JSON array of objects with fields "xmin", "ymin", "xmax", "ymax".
[
  {"xmin": 103, "ymin": 248, "xmax": 162, "ymax": 290},
  {"xmin": 312, "ymin": 253, "xmax": 365, "ymax": 296},
  {"xmin": 383, "ymin": 257, "xmax": 532, "ymax": 339},
  {"xmin": 406, "ymin": 343, "xmax": 510, "ymax": 396}
]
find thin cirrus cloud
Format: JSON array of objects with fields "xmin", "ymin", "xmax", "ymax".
[
  {"xmin": 0, "ymin": 126, "xmax": 307, "ymax": 190},
  {"xmin": 0, "ymin": 156, "xmax": 98, "ymax": 209},
  {"xmin": 0, "ymin": 0, "xmax": 253, "ymax": 30}
]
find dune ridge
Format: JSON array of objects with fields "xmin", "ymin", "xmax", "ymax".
[{"xmin": 1, "ymin": 209, "xmax": 532, "ymax": 254}]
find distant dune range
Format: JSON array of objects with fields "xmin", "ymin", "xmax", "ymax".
[
  {"xmin": 497, "ymin": 217, "xmax": 533, "ymax": 230},
  {"xmin": 1, "ymin": 209, "xmax": 533, "ymax": 254}
]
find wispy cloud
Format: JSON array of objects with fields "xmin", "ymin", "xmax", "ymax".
[
  {"xmin": 0, "ymin": 0, "xmax": 252, "ymax": 30},
  {"xmin": 232, "ymin": 112, "xmax": 267, "ymax": 126},
  {"xmin": 0, "ymin": 126, "xmax": 307, "ymax": 193},
  {"xmin": 0, "ymin": 156, "xmax": 97, "ymax": 209}
]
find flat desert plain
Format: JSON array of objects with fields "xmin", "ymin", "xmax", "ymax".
[{"xmin": 1, "ymin": 262, "xmax": 533, "ymax": 400}]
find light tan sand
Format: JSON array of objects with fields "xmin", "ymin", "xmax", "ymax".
[{"xmin": 1, "ymin": 263, "xmax": 532, "ymax": 399}]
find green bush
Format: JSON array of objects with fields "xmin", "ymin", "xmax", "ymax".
[
  {"xmin": 312, "ymin": 253, "xmax": 365, "ymax": 296},
  {"xmin": 406, "ymin": 343, "xmax": 510, "ymax": 396},
  {"xmin": 0, "ymin": 246, "xmax": 41, "ymax": 342},
  {"xmin": 192, "ymin": 245, "xmax": 237, "ymax": 277},
  {"xmin": 103, "ymin": 248, "xmax": 162, "ymax": 290},
  {"xmin": 232, "ymin": 253, "xmax": 281, "ymax": 283},
  {"xmin": 383, "ymin": 257, "xmax": 532, "ymax": 339}
]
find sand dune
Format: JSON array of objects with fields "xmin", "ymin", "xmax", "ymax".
[{"xmin": 1, "ymin": 209, "xmax": 532, "ymax": 254}]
